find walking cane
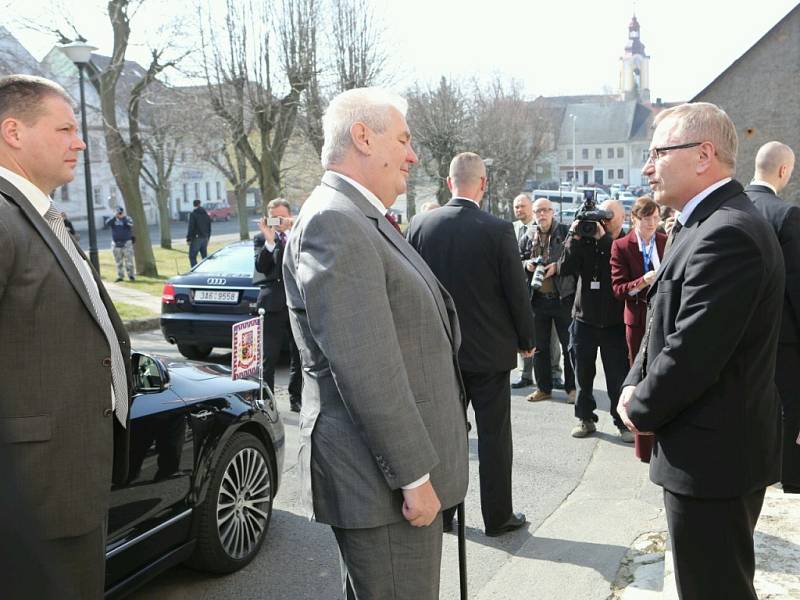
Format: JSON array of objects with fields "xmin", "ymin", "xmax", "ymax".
[{"xmin": 457, "ymin": 502, "xmax": 467, "ymax": 599}]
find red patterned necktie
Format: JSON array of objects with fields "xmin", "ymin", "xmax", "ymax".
[{"xmin": 384, "ymin": 212, "xmax": 401, "ymax": 234}]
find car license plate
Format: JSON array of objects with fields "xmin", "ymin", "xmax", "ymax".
[{"xmin": 194, "ymin": 290, "xmax": 239, "ymax": 303}]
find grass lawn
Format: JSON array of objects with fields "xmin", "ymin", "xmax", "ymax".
[
  {"xmin": 99, "ymin": 241, "xmax": 227, "ymax": 297},
  {"xmin": 113, "ymin": 301, "xmax": 158, "ymax": 321}
]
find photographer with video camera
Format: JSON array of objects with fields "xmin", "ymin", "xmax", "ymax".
[
  {"xmin": 557, "ymin": 193, "xmax": 632, "ymax": 442},
  {"xmin": 519, "ymin": 198, "xmax": 577, "ymax": 403}
]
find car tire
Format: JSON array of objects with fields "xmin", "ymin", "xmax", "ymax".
[
  {"xmin": 177, "ymin": 344, "xmax": 213, "ymax": 360},
  {"xmin": 188, "ymin": 431, "xmax": 275, "ymax": 573}
]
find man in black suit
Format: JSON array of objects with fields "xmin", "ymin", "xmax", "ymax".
[
  {"xmin": 619, "ymin": 103, "xmax": 784, "ymax": 600},
  {"xmin": 746, "ymin": 141, "xmax": 799, "ymax": 494},
  {"xmin": 186, "ymin": 199, "xmax": 211, "ymax": 267},
  {"xmin": 407, "ymin": 151, "xmax": 535, "ymax": 536},
  {"xmin": 254, "ymin": 197, "xmax": 302, "ymax": 412}
]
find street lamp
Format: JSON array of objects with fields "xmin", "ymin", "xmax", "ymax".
[
  {"xmin": 483, "ymin": 158, "xmax": 494, "ymax": 214},
  {"xmin": 569, "ymin": 113, "xmax": 577, "ymax": 190},
  {"xmin": 60, "ymin": 40, "xmax": 100, "ymax": 271}
]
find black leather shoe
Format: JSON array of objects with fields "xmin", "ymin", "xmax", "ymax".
[
  {"xmin": 290, "ymin": 399, "xmax": 301, "ymax": 413},
  {"xmin": 552, "ymin": 377, "xmax": 565, "ymax": 390},
  {"xmin": 443, "ymin": 518, "xmax": 454, "ymax": 533},
  {"xmin": 485, "ymin": 512, "xmax": 527, "ymax": 537},
  {"xmin": 511, "ymin": 378, "xmax": 533, "ymax": 389},
  {"xmin": 783, "ymin": 484, "xmax": 800, "ymax": 494}
]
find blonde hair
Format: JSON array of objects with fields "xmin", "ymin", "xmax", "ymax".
[{"xmin": 654, "ymin": 102, "xmax": 738, "ymax": 172}]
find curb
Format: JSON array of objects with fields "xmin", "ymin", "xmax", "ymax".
[{"xmin": 123, "ymin": 317, "xmax": 160, "ymax": 333}]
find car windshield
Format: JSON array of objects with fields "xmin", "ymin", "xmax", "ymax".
[{"xmin": 192, "ymin": 244, "xmax": 254, "ymax": 276}]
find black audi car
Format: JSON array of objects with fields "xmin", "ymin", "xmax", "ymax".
[
  {"xmin": 161, "ymin": 241, "xmax": 262, "ymax": 360},
  {"xmin": 106, "ymin": 352, "xmax": 285, "ymax": 598}
]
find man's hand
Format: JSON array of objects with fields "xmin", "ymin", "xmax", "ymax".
[
  {"xmin": 525, "ymin": 260, "xmax": 536, "ymax": 272},
  {"xmin": 543, "ymin": 263, "xmax": 557, "ymax": 278},
  {"xmin": 592, "ymin": 221, "xmax": 607, "ymax": 240},
  {"xmin": 664, "ymin": 216, "xmax": 676, "ymax": 235},
  {"xmin": 519, "ymin": 348, "xmax": 534, "ymax": 358},
  {"xmin": 642, "ymin": 270, "xmax": 657, "ymax": 286},
  {"xmin": 258, "ymin": 217, "xmax": 276, "ymax": 244},
  {"xmin": 617, "ymin": 385, "xmax": 639, "ymax": 433},
  {"xmin": 401, "ymin": 480, "xmax": 441, "ymax": 527}
]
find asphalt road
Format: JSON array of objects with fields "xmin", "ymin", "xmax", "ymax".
[{"xmin": 129, "ymin": 331, "xmax": 618, "ymax": 599}]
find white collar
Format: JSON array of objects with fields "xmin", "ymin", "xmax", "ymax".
[
  {"xmin": 635, "ymin": 229, "xmax": 655, "ymax": 248},
  {"xmin": 677, "ymin": 177, "xmax": 732, "ymax": 226},
  {"xmin": 0, "ymin": 165, "xmax": 51, "ymax": 217},
  {"xmin": 328, "ymin": 171, "xmax": 389, "ymax": 216},
  {"xmin": 749, "ymin": 179, "xmax": 776, "ymax": 194}
]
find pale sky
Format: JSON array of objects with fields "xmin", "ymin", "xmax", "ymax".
[{"xmin": 4, "ymin": 0, "xmax": 798, "ymax": 102}]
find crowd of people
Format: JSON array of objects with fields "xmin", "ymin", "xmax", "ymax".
[{"xmin": 1, "ymin": 71, "xmax": 798, "ymax": 600}]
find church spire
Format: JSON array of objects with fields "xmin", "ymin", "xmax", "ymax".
[{"xmin": 619, "ymin": 13, "xmax": 651, "ymax": 102}]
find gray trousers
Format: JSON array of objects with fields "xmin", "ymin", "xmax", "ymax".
[
  {"xmin": 521, "ymin": 323, "xmax": 562, "ymax": 380},
  {"xmin": 47, "ymin": 525, "xmax": 106, "ymax": 599},
  {"xmin": 112, "ymin": 240, "xmax": 135, "ymax": 278},
  {"xmin": 333, "ymin": 514, "xmax": 443, "ymax": 600}
]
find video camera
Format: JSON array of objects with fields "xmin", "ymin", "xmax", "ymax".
[{"xmin": 574, "ymin": 190, "xmax": 613, "ymax": 238}]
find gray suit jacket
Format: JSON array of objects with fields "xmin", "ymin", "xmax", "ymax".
[
  {"xmin": 0, "ymin": 176, "xmax": 132, "ymax": 539},
  {"xmin": 283, "ymin": 172, "xmax": 469, "ymax": 529}
]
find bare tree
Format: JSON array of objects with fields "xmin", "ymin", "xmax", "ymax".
[
  {"xmin": 82, "ymin": 0, "xmax": 185, "ymax": 276},
  {"xmin": 301, "ymin": 0, "xmax": 388, "ymax": 156},
  {"xmin": 199, "ymin": 0, "xmax": 317, "ymax": 213},
  {"xmin": 469, "ymin": 79, "xmax": 548, "ymax": 219},
  {"xmin": 406, "ymin": 77, "xmax": 469, "ymax": 207}
]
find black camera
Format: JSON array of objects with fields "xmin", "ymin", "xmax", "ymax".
[{"xmin": 574, "ymin": 190, "xmax": 613, "ymax": 238}]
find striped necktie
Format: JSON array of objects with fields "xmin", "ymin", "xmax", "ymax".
[
  {"xmin": 662, "ymin": 219, "xmax": 683, "ymax": 257},
  {"xmin": 384, "ymin": 212, "xmax": 401, "ymax": 233},
  {"xmin": 44, "ymin": 203, "xmax": 129, "ymax": 427}
]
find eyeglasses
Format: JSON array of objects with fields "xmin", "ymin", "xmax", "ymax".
[
  {"xmin": 534, "ymin": 208, "xmax": 553, "ymax": 214},
  {"xmin": 645, "ymin": 142, "xmax": 702, "ymax": 163}
]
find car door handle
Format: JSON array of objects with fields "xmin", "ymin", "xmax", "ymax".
[{"xmin": 192, "ymin": 410, "xmax": 214, "ymax": 419}]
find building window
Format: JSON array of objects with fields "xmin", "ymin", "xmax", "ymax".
[
  {"xmin": 617, "ymin": 169, "xmax": 624, "ymax": 179},
  {"xmin": 180, "ymin": 151, "xmax": 186, "ymax": 163},
  {"xmin": 595, "ymin": 148, "xmax": 602, "ymax": 159},
  {"xmin": 566, "ymin": 149, "xmax": 573, "ymax": 160},
  {"xmin": 182, "ymin": 183, "xmax": 189, "ymax": 205},
  {"xmin": 109, "ymin": 187, "xmax": 117, "ymax": 205},
  {"xmin": 581, "ymin": 148, "xmax": 588, "ymax": 160},
  {"xmin": 608, "ymin": 169, "xmax": 614, "ymax": 179},
  {"xmin": 216, "ymin": 181, "xmax": 222, "ymax": 200},
  {"xmin": 617, "ymin": 147, "xmax": 624, "ymax": 158},
  {"xmin": 60, "ymin": 184, "xmax": 70, "ymax": 202},
  {"xmin": 607, "ymin": 148, "xmax": 614, "ymax": 158},
  {"xmin": 642, "ymin": 149, "xmax": 649, "ymax": 162},
  {"xmin": 93, "ymin": 186, "xmax": 101, "ymax": 204},
  {"xmin": 194, "ymin": 182, "xmax": 200, "ymax": 200},
  {"xmin": 205, "ymin": 181, "xmax": 211, "ymax": 201}
]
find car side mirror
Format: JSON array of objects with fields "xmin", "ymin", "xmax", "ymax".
[{"xmin": 131, "ymin": 352, "xmax": 170, "ymax": 394}]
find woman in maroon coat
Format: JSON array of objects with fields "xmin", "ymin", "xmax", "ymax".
[
  {"xmin": 611, "ymin": 196, "xmax": 667, "ymax": 365},
  {"xmin": 611, "ymin": 196, "xmax": 666, "ymax": 462}
]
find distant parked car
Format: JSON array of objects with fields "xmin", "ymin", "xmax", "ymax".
[
  {"xmin": 205, "ymin": 202, "xmax": 233, "ymax": 222},
  {"xmin": 106, "ymin": 351, "xmax": 284, "ymax": 598},
  {"xmin": 161, "ymin": 241, "xmax": 261, "ymax": 360}
]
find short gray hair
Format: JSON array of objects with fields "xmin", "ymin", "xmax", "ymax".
[
  {"xmin": 0, "ymin": 74, "xmax": 72, "ymax": 124},
  {"xmin": 321, "ymin": 87, "xmax": 408, "ymax": 169},
  {"xmin": 267, "ymin": 197, "xmax": 291, "ymax": 211},
  {"xmin": 654, "ymin": 102, "xmax": 738, "ymax": 172}
]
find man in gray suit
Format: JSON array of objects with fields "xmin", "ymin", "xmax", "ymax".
[
  {"xmin": 0, "ymin": 75, "xmax": 132, "ymax": 598},
  {"xmin": 283, "ymin": 87, "xmax": 469, "ymax": 599}
]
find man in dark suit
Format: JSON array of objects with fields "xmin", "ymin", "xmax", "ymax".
[
  {"xmin": 746, "ymin": 140, "xmax": 799, "ymax": 494},
  {"xmin": 407, "ymin": 151, "xmax": 535, "ymax": 536},
  {"xmin": 283, "ymin": 88, "xmax": 468, "ymax": 599},
  {"xmin": 186, "ymin": 199, "xmax": 211, "ymax": 267},
  {"xmin": 619, "ymin": 102, "xmax": 784, "ymax": 600},
  {"xmin": 254, "ymin": 197, "xmax": 302, "ymax": 412},
  {"xmin": 0, "ymin": 75, "xmax": 132, "ymax": 598}
]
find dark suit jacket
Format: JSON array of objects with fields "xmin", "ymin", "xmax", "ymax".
[
  {"xmin": 623, "ymin": 180, "xmax": 784, "ymax": 498},
  {"xmin": 254, "ymin": 232, "xmax": 288, "ymax": 312},
  {"xmin": 610, "ymin": 229, "xmax": 667, "ymax": 328},
  {"xmin": 0, "ymin": 176, "xmax": 132, "ymax": 539},
  {"xmin": 746, "ymin": 184, "xmax": 800, "ymax": 344},
  {"xmin": 407, "ymin": 197, "xmax": 535, "ymax": 373}
]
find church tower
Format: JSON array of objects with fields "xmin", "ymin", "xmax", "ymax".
[{"xmin": 619, "ymin": 15, "xmax": 650, "ymax": 102}]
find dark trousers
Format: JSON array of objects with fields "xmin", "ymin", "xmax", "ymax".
[
  {"xmin": 45, "ymin": 525, "xmax": 106, "ymax": 599},
  {"xmin": 532, "ymin": 294, "xmax": 575, "ymax": 393},
  {"xmin": 776, "ymin": 343, "xmax": 800, "ymax": 488},
  {"xmin": 568, "ymin": 320, "xmax": 628, "ymax": 429},
  {"xmin": 188, "ymin": 236, "xmax": 209, "ymax": 267},
  {"xmin": 664, "ymin": 488, "xmax": 765, "ymax": 600},
  {"xmin": 334, "ymin": 516, "xmax": 443, "ymax": 600},
  {"xmin": 262, "ymin": 309, "xmax": 302, "ymax": 400},
  {"xmin": 444, "ymin": 370, "xmax": 513, "ymax": 530}
]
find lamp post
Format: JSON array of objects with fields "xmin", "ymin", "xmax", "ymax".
[
  {"xmin": 60, "ymin": 40, "xmax": 100, "ymax": 271},
  {"xmin": 569, "ymin": 113, "xmax": 577, "ymax": 190},
  {"xmin": 483, "ymin": 157, "xmax": 494, "ymax": 214}
]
